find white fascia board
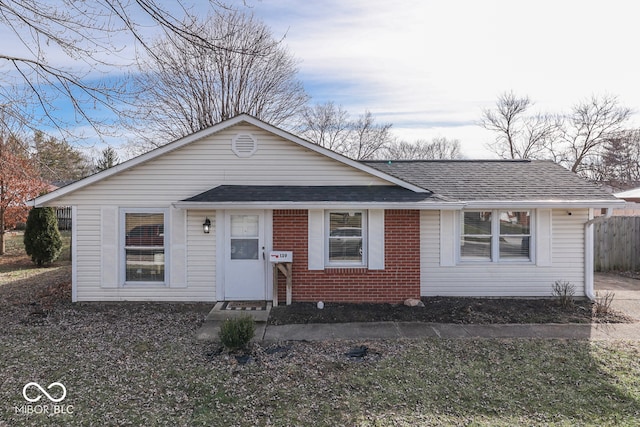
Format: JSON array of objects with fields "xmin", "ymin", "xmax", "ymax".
[
  {"xmin": 173, "ymin": 201, "xmax": 465, "ymax": 210},
  {"xmin": 31, "ymin": 114, "xmax": 427, "ymax": 207},
  {"xmin": 463, "ymin": 199, "xmax": 626, "ymax": 209}
]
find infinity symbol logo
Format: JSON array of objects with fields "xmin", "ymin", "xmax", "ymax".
[{"xmin": 22, "ymin": 382, "xmax": 67, "ymax": 403}]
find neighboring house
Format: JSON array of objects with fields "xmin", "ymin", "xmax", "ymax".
[
  {"xmin": 615, "ymin": 187, "xmax": 640, "ymax": 203},
  {"xmin": 612, "ymin": 187, "xmax": 640, "ymax": 216},
  {"xmin": 32, "ymin": 115, "xmax": 623, "ymax": 303}
]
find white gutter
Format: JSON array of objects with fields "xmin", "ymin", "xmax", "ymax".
[
  {"xmin": 583, "ymin": 208, "xmax": 613, "ymax": 300},
  {"xmin": 464, "ymin": 199, "xmax": 626, "ymax": 209}
]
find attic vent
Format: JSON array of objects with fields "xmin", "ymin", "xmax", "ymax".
[{"xmin": 232, "ymin": 133, "xmax": 257, "ymax": 158}]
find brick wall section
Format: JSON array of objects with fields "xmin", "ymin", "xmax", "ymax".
[{"xmin": 272, "ymin": 209, "xmax": 420, "ymax": 303}]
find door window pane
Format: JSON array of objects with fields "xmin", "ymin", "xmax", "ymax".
[
  {"xmin": 230, "ymin": 215, "xmax": 259, "ymax": 260},
  {"xmin": 231, "ymin": 215, "xmax": 259, "ymax": 237},
  {"xmin": 231, "ymin": 239, "xmax": 259, "ymax": 260}
]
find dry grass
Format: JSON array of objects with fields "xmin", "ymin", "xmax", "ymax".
[{"xmin": 1, "ymin": 233, "xmax": 639, "ymax": 426}]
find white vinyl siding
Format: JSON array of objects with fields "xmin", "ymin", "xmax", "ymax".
[
  {"xmin": 49, "ymin": 124, "xmax": 391, "ymax": 207},
  {"xmin": 44, "ymin": 122, "xmax": 390, "ymax": 302},
  {"xmin": 421, "ymin": 209, "xmax": 587, "ymax": 297},
  {"xmin": 74, "ymin": 207, "xmax": 216, "ymax": 302},
  {"xmin": 185, "ymin": 210, "xmax": 217, "ymax": 300}
]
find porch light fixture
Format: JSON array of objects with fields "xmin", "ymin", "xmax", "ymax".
[{"xmin": 203, "ymin": 218, "xmax": 211, "ymax": 234}]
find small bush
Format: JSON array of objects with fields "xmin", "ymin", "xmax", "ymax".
[
  {"xmin": 23, "ymin": 207, "xmax": 63, "ymax": 266},
  {"xmin": 594, "ymin": 291, "xmax": 616, "ymax": 317},
  {"xmin": 552, "ymin": 280, "xmax": 576, "ymax": 309},
  {"xmin": 219, "ymin": 316, "xmax": 255, "ymax": 350}
]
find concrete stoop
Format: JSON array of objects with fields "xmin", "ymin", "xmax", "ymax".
[{"xmin": 205, "ymin": 301, "xmax": 272, "ymax": 322}]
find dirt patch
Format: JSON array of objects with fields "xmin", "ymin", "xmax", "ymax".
[{"xmin": 268, "ymin": 297, "xmax": 632, "ymax": 325}]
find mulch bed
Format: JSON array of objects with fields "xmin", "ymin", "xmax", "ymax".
[
  {"xmin": 268, "ymin": 297, "xmax": 633, "ymax": 325},
  {"xmin": 1, "ymin": 252, "xmax": 633, "ymax": 327}
]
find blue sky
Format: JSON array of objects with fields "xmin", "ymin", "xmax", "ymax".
[{"xmin": 1, "ymin": 0, "xmax": 639, "ymax": 158}]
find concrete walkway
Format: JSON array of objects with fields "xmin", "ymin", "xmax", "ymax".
[
  {"xmin": 197, "ymin": 320, "xmax": 640, "ymax": 342},
  {"xmin": 196, "ymin": 273, "xmax": 640, "ymax": 342}
]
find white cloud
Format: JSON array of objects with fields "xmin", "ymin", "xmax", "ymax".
[
  {"xmin": 0, "ymin": 0, "xmax": 638, "ymax": 158},
  {"xmin": 252, "ymin": 0, "xmax": 640, "ymax": 157}
]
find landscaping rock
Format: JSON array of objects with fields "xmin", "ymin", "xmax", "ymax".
[{"xmin": 404, "ymin": 298, "xmax": 425, "ymax": 307}]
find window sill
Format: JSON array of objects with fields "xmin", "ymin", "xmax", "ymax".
[
  {"xmin": 459, "ymin": 259, "xmax": 534, "ymax": 265},
  {"xmin": 123, "ymin": 282, "xmax": 167, "ymax": 287}
]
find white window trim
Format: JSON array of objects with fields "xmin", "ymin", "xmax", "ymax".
[
  {"xmin": 459, "ymin": 209, "xmax": 535, "ymax": 264},
  {"xmin": 325, "ymin": 210, "xmax": 368, "ymax": 268},
  {"xmin": 120, "ymin": 207, "xmax": 170, "ymax": 286}
]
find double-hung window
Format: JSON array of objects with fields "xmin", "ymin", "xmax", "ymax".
[
  {"xmin": 124, "ymin": 211, "xmax": 166, "ymax": 283},
  {"xmin": 460, "ymin": 210, "xmax": 532, "ymax": 262},
  {"xmin": 326, "ymin": 211, "xmax": 366, "ymax": 266}
]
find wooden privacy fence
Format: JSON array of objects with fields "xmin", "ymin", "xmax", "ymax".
[{"xmin": 594, "ymin": 216, "xmax": 640, "ymax": 271}]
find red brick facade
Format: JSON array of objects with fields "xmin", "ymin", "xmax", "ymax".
[{"xmin": 272, "ymin": 209, "xmax": 421, "ymax": 303}]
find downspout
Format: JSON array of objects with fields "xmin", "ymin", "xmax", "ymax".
[{"xmin": 584, "ymin": 208, "xmax": 612, "ymax": 300}]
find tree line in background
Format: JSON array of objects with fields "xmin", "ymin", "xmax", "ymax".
[
  {"xmin": 481, "ymin": 91, "xmax": 639, "ymax": 187},
  {"xmin": 0, "ymin": 126, "xmax": 119, "ymax": 254}
]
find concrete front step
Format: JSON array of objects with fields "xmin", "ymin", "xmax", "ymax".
[{"xmin": 205, "ymin": 301, "xmax": 271, "ymax": 322}]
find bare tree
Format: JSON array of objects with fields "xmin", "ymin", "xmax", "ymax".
[
  {"xmin": 559, "ymin": 95, "xmax": 632, "ymax": 174},
  {"xmin": 297, "ymin": 104, "xmax": 393, "ymax": 160},
  {"xmin": 590, "ymin": 129, "xmax": 640, "ymax": 185},
  {"xmin": 385, "ymin": 137, "xmax": 462, "ymax": 160},
  {"xmin": 0, "ymin": 1, "xmax": 248, "ymax": 135},
  {"xmin": 481, "ymin": 91, "xmax": 561, "ymax": 159},
  {"xmin": 126, "ymin": 10, "xmax": 308, "ymax": 150},
  {"xmin": 345, "ymin": 111, "xmax": 393, "ymax": 160},
  {"xmin": 297, "ymin": 102, "xmax": 351, "ymax": 153},
  {"xmin": 482, "ymin": 92, "xmax": 632, "ymax": 177}
]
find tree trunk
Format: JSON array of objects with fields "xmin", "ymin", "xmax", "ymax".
[{"xmin": 0, "ymin": 220, "xmax": 4, "ymax": 255}]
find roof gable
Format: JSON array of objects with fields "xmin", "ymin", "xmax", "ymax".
[{"xmin": 33, "ymin": 115, "xmax": 426, "ymax": 206}]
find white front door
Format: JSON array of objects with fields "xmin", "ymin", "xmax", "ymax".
[{"xmin": 224, "ymin": 211, "xmax": 266, "ymax": 300}]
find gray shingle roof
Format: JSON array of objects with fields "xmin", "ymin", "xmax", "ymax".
[
  {"xmin": 363, "ymin": 160, "xmax": 616, "ymax": 201},
  {"xmin": 182, "ymin": 185, "xmax": 444, "ymax": 203}
]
